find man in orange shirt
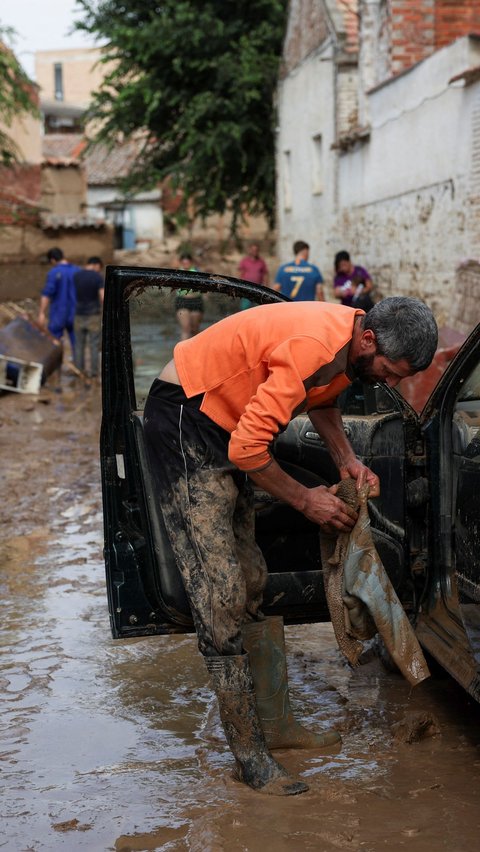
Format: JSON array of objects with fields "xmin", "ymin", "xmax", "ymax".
[{"xmin": 143, "ymin": 297, "xmax": 438, "ymax": 796}]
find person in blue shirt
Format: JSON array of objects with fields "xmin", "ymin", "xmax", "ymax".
[
  {"xmin": 273, "ymin": 241, "xmax": 324, "ymax": 301},
  {"xmin": 38, "ymin": 247, "xmax": 79, "ymax": 354}
]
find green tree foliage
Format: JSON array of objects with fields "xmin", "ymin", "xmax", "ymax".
[
  {"xmin": 0, "ymin": 26, "xmax": 39, "ymax": 165},
  {"xmin": 77, "ymin": 0, "xmax": 288, "ymax": 230}
]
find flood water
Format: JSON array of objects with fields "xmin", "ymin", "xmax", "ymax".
[{"xmin": 2, "ymin": 366, "xmax": 480, "ymax": 850}]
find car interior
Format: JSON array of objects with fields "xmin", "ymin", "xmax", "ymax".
[
  {"xmin": 451, "ymin": 361, "xmax": 480, "ymax": 660},
  {"xmin": 121, "ymin": 285, "xmax": 418, "ymax": 630}
]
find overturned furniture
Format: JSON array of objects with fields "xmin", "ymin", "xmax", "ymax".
[{"xmin": 0, "ymin": 316, "xmax": 63, "ymax": 394}]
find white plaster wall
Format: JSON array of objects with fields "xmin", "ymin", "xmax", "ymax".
[
  {"xmin": 86, "ymin": 186, "xmax": 117, "ymax": 220},
  {"xmin": 130, "ymin": 200, "xmax": 163, "ymax": 241},
  {"xmin": 86, "ymin": 186, "xmax": 163, "ymax": 241},
  {"xmin": 340, "ymin": 37, "xmax": 480, "ymax": 205},
  {"xmin": 276, "ymin": 40, "xmax": 337, "ymax": 275},
  {"xmin": 277, "ymin": 33, "xmax": 480, "ymax": 319},
  {"xmin": 333, "ymin": 37, "xmax": 480, "ymax": 318}
]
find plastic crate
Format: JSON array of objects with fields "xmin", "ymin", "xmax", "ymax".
[{"xmin": 0, "ymin": 354, "xmax": 43, "ymax": 394}]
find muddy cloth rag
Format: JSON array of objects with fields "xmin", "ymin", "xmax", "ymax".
[{"xmin": 320, "ymin": 479, "xmax": 430, "ymax": 686}]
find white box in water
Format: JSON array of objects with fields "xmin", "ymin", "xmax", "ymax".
[{"xmin": 0, "ymin": 354, "xmax": 43, "ymax": 394}]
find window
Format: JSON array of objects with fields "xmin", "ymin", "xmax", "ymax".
[
  {"xmin": 312, "ymin": 134, "xmax": 323, "ymax": 194},
  {"xmin": 283, "ymin": 150, "xmax": 292, "ymax": 211},
  {"xmin": 54, "ymin": 63, "xmax": 64, "ymax": 101}
]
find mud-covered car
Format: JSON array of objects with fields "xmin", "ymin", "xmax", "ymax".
[{"xmin": 100, "ymin": 265, "xmax": 480, "ymax": 702}]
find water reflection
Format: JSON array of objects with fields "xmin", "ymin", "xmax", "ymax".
[{"xmin": 129, "ymin": 288, "xmax": 245, "ymax": 406}]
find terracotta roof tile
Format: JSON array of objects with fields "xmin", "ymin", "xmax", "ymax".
[
  {"xmin": 83, "ymin": 138, "xmax": 143, "ymax": 185},
  {"xmin": 42, "ymin": 134, "xmax": 85, "ymax": 161},
  {"xmin": 40, "ymin": 212, "xmax": 106, "ymax": 230},
  {"xmin": 42, "ymin": 134, "xmax": 148, "ymax": 185}
]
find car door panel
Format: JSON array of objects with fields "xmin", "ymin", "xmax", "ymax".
[{"xmin": 418, "ymin": 326, "xmax": 480, "ymax": 698}]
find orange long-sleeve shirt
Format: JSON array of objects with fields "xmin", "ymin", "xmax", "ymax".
[{"xmin": 174, "ymin": 301, "xmax": 364, "ymax": 472}]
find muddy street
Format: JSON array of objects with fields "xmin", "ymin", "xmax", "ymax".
[{"xmin": 1, "ymin": 377, "xmax": 480, "ymax": 852}]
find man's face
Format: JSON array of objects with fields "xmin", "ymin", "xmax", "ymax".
[
  {"xmin": 249, "ymin": 244, "xmax": 259, "ymax": 258},
  {"xmin": 353, "ymin": 351, "xmax": 414, "ymax": 387}
]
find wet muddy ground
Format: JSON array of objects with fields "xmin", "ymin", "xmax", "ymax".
[{"xmin": 2, "ymin": 375, "xmax": 480, "ymax": 852}]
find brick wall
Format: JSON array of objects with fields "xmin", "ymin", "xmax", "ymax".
[
  {"xmin": 0, "ymin": 164, "xmax": 41, "ymax": 206},
  {"xmin": 390, "ymin": 0, "xmax": 435, "ymax": 74},
  {"xmin": 435, "ymin": 1, "xmax": 480, "ymax": 49},
  {"xmin": 0, "ymin": 164, "xmax": 42, "ymax": 227},
  {"xmin": 377, "ymin": 1, "xmax": 480, "ymax": 78},
  {"xmin": 0, "ymin": 196, "xmax": 40, "ymax": 228}
]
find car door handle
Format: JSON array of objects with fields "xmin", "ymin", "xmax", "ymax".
[
  {"xmin": 305, "ymin": 425, "xmax": 352, "ymax": 443},
  {"xmin": 305, "ymin": 431, "xmax": 322, "ymax": 441}
]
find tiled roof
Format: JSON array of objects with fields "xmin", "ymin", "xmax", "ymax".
[
  {"xmin": 42, "ymin": 134, "xmax": 86, "ymax": 161},
  {"xmin": 40, "ymin": 212, "xmax": 106, "ymax": 230},
  {"xmin": 83, "ymin": 138, "xmax": 143, "ymax": 185},
  {"xmin": 41, "ymin": 134, "xmax": 144, "ymax": 185}
]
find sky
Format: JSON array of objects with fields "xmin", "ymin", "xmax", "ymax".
[{"xmin": 1, "ymin": 0, "xmax": 97, "ymax": 78}]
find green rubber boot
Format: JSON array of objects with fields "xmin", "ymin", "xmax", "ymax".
[
  {"xmin": 242, "ymin": 616, "xmax": 342, "ymax": 751},
  {"xmin": 205, "ymin": 654, "xmax": 309, "ymax": 795}
]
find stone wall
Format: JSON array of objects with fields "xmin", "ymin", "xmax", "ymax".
[
  {"xmin": 330, "ymin": 179, "xmax": 465, "ymax": 319},
  {"xmin": 451, "ymin": 260, "xmax": 480, "ymax": 337}
]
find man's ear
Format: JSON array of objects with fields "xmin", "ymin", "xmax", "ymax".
[{"xmin": 360, "ymin": 329, "xmax": 377, "ymax": 353}]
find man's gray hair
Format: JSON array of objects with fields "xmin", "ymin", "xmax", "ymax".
[{"xmin": 363, "ymin": 297, "xmax": 438, "ymax": 371}]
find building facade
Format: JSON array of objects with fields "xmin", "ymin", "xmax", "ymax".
[
  {"xmin": 35, "ymin": 48, "xmax": 164, "ymax": 248},
  {"xmin": 276, "ymin": 0, "xmax": 480, "ymax": 327}
]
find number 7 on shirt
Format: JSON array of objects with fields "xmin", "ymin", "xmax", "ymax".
[{"xmin": 290, "ymin": 275, "xmax": 304, "ymax": 298}]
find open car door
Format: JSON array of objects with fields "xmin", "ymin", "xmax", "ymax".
[
  {"xmin": 416, "ymin": 323, "xmax": 480, "ymax": 701},
  {"xmin": 101, "ymin": 266, "xmax": 420, "ymax": 640}
]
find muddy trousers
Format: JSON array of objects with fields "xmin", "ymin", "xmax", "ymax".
[{"xmin": 143, "ymin": 379, "xmax": 269, "ymax": 657}]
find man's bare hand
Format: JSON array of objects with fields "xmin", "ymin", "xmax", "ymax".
[
  {"xmin": 339, "ymin": 459, "xmax": 380, "ymax": 498},
  {"xmin": 303, "ymin": 484, "xmax": 357, "ymax": 532}
]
